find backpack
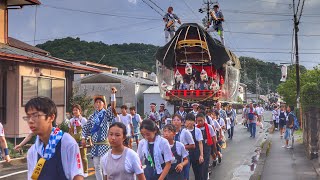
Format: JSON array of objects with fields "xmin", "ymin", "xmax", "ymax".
[
  {"xmin": 290, "ymin": 112, "xmax": 300, "ymax": 130},
  {"xmin": 248, "ymin": 108, "xmax": 255, "ymax": 120},
  {"xmin": 205, "ymin": 115, "xmax": 211, "ymax": 125}
]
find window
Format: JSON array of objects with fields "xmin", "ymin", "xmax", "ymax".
[
  {"xmin": 22, "ymin": 76, "xmax": 65, "ymax": 106},
  {"xmin": 38, "ymin": 78, "xmax": 51, "ymax": 98},
  {"xmin": 52, "ymin": 79, "xmax": 65, "ymax": 106}
]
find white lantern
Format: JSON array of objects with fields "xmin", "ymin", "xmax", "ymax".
[
  {"xmin": 161, "ymin": 80, "xmax": 168, "ymax": 91},
  {"xmin": 185, "ymin": 63, "xmax": 192, "ymax": 75},
  {"xmin": 280, "ymin": 65, "xmax": 287, "ymax": 82},
  {"xmin": 200, "ymin": 69, "xmax": 208, "ymax": 81},
  {"xmin": 174, "ymin": 70, "xmax": 183, "ymax": 83},
  {"xmin": 210, "ymin": 81, "xmax": 220, "ymax": 92}
]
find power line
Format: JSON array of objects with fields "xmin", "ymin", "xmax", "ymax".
[
  {"xmin": 224, "ymin": 30, "xmax": 320, "ymax": 37},
  {"xmin": 296, "ymin": 0, "xmax": 301, "ymax": 16},
  {"xmin": 227, "ymin": 19, "xmax": 292, "ymax": 23},
  {"xmin": 42, "ymin": 4, "xmax": 160, "ymax": 20},
  {"xmin": 229, "ymin": 47, "xmax": 320, "ymax": 51},
  {"xmin": 233, "ymin": 50, "xmax": 320, "ymax": 55},
  {"xmin": 223, "ymin": 9, "xmax": 320, "ymax": 17},
  {"xmin": 181, "ymin": 0, "xmax": 200, "ymax": 19},
  {"xmin": 22, "ymin": 21, "xmax": 160, "ymax": 43},
  {"xmin": 253, "ymin": 0, "xmax": 290, "ymax": 5},
  {"xmin": 141, "ymin": 0, "xmax": 164, "ymax": 17},
  {"xmin": 298, "ymin": 0, "xmax": 306, "ymax": 22},
  {"xmin": 147, "ymin": 0, "xmax": 165, "ymax": 13}
]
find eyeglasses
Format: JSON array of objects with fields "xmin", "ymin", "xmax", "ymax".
[{"xmin": 22, "ymin": 113, "xmax": 47, "ymax": 122}]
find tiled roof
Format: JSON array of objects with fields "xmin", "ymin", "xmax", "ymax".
[
  {"xmin": 143, "ymin": 86, "xmax": 160, "ymax": 94},
  {"xmin": 8, "ymin": 37, "xmax": 49, "ymax": 56},
  {"xmin": 0, "ymin": 42, "xmax": 101, "ymax": 73},
  {"xmin": 8, "ymin": 0, "xmax": 41, "ymax": 6},
  {"xmin": 81, "ymin": 72, "xmax": 157, "ymax": 85}
]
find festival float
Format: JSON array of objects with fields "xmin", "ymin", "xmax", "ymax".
[{"xmin": 155, "ymin": 23, "xmax": 241, "ymax": 107}]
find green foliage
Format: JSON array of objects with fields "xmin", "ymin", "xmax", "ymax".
[
  {"xmin": 58, "ymin": 119, "xmax": 70, "ymax": 133},
  {"xmin": 68, "ymin": 89, "xmax": 94, "ymax": 118},
  {"xmin": 237, "ymin": 96, "xmax": 243, "ymax": 103},
  {"xmin": 277, "ymin": 65, "xmax": 320, "ymax": 108},
  {"xmin": 6, "ymin": 141, "xmax": 22, "ymax": 158},
  {"xmin": 36, "ymin": 37, "xmax": 159, "ymax": 72},
  {"xmin": 301, "ymin": 66, "xmax": 320, "ymax": 108},
  {"xmin": 239, "ymin": 56, "xmax": 282, "ymax": 94}
]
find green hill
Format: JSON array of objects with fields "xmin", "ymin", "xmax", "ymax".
[
  {"xmin": 36, "ymin": 37, "xmax": 159, "ymax": 72},
  {"xmin": 37, "ymin": 37, "xmax": 288, "ymax": 94}
]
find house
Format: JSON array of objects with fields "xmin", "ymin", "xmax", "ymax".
[
  {"xmin": 74, "ymin": 72, "xmax": 157, "ymax": 115},
  {"xmin": 74, "ymin": 61, "xmax": 118, "ymax": 81},
  {"xmin": 0, "ymin": 1, "xmax": 101, "ymax": 138},
  {"xmin": 143, "ymin": 86, "xmax": 174, "ymax": 116}
]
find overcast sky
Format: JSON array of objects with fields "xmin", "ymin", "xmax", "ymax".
[{"xmin": 9, "ymin": 0, "xmax": 320, "ymax": 69}]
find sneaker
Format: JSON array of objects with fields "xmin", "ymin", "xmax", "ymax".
[
  {"xmin": 286, "ymin": 146, "xmax": 292, "ymax": 149},
  {"xmin": 84, "ymin": 173, "xmax": 88, "ymax": 178},
  {"xmin": 218, "ymin": 156, "xmax": 222, "ymax": 163},
  {"xmin": 212, "ymin": 160, "xmax": 217, "ymax": 167},
  {"xmin": 282, "ymin": 145, "xmax": 287, "ymax": 148}
]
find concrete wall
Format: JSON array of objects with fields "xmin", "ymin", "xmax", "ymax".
[
  {"xmin": 303, "ymin": 107, "xmax": 320, "ymax": 160},
  {"xmin": 143, "ymin": 93, "xmax": 174, "ymax": 118},
  {"xmin": 77, "ymin": 81, "xmax": 138, "ymax": 114}
]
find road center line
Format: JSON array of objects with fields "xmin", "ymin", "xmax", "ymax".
[{"xmin": 0, "ymin": 170, "xmax": 28, "ymax": 179}]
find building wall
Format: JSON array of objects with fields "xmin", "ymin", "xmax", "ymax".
[
  {"xmin": 77, "ymin": 81, "xmax": 136, "ymax": 114},
  {"xmin": 4, "ymin": 64, "xmax": 19, "ymax": 137},
  {"xmin": 143, "ymin": 93, "xmax": 174, "ymax": 118},
  {"xmin": 4, "ymin": 64, "xmax": 66, "ymax": 138}
]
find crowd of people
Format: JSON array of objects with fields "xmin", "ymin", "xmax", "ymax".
[
  {"xmin": 241, "ymin": 103, "xmax": 265, "ymax": 138},
  {"xmin": 0, "ymin": 86, "xmax": 245, "ymax": 180},
  {"xmin": 271, "ymin": 104, "xmax": 297, "ymax": 149}
]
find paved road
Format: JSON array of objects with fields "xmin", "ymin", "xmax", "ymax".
[{"xmin": 0, "ymin": 111, "xmax": 273, "ymax": 180}]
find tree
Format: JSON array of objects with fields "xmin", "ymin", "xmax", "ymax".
[
  {"xmin": 277, "ymin": 65, "xmax": 320, "ymax": 107},
  {"xmin": 68, "ymin": 89, "xmax": 94, "ymax": 118}
]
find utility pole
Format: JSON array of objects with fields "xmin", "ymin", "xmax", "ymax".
[
  {"xmin": 199, "ymin": 0, "xmax": 215, "ymax": 28},
  {"xmin": 292, "ymin": 0, "xmax": 300, "ymax": 107},
  {"xmin": 292, "ymin": 0, "xmax": 303, "ymax": 129}
]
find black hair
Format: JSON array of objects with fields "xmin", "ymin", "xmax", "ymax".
[
  {"xmin": 289, "ymin": 105, "xmax": 295, "ymax": 111},
  {"xmin": 196, "ymin": 113, "xmax": 206, "ymax": 120},
  {"xmin": 129, "ymin": 106, "xmax": 136, "ymax": 111},
  {"xmin": 185, "ymin": 113, "xmax": 195, "ymax": 121},
  {"xmin": 163, "ymin": 124, "xmax": 176, "ymax": 132},
  {"xmin": 25, "ymin": 97, "xmax": 57, "ymax": 127},
  {"xmin": 120, "ymin": 105, "xmax": 128, "ymax": 110},
  {"xmin": 172, "ymin": 114, "xmax": 182, "ymax": 120},
  {"xmin": 214, "ymin": 4, "xmax": 219, "ymax": 8},
  {"xmin": 94, "ymin": 98, "xmax": 105, "ymax": 104},
  {"xmin": 140, "ymin": 119, "xmax": 161, "ymax": 135},
  {"xmin": 214, "ymin": 110, "xmax": 220, "ymax": 117},
  {"xmin": 109, "ymin": 122, "xmax": 127, "ymax": 138}
]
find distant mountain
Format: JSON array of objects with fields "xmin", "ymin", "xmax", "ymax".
[
  {"xmin": 37, "ymin": 37, "xmax": 294, "ymax": 94},
  {"xmin": 239, "ymin": 56, "xmax": 283, "ymax": 94},
  {"xmin": 36, "ymin": 37, "xmax": 159, "ymax": 72}
]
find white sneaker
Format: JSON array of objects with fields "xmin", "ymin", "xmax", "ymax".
[
  {"xmin": 286, "ymin": 146, "xmax": 292, "ymax": 149},
  {"xmin": 282, "ymin": 145, "xmax": 287, "ymax": 148},
  {"xmin": 84, "ymin": 173, "xmax": 88, "ymax": 178}
]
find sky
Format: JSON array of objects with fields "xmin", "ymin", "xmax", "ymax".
[{"xmin": 8, "ymin": 0, "xmax": 320, "ymax": 69}]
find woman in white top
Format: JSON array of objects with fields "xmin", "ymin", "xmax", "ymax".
[
  {"xmin": 101, "ymin": 122, "xmax": 145, "ymax": 180},
  {"xmin": 137, "ymin": 120, "xmax": 173, "ymax": 180}
]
